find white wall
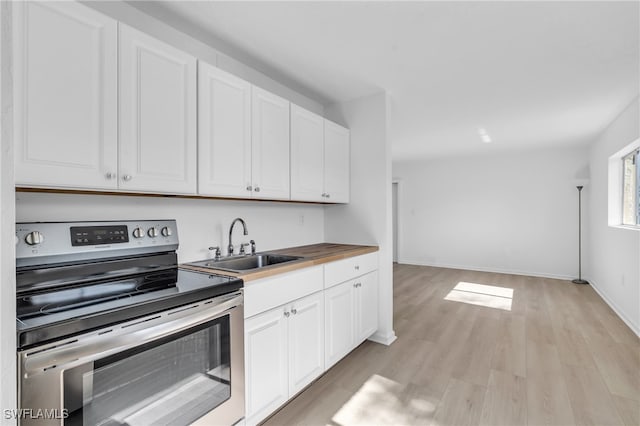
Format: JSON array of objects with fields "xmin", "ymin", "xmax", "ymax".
[
  {"xmin": 0, "ymin": 1, "xmax": 16, "ymax": 422},
  {"xmin": 16, "ymin": 193, "xmax": 324, "ymax": 263},
  {"xmin": 588, "ymin": 97, "xmax": 640, "ymax": 335},
  {"xmin": 393, "ymin": 146, "xmax": 590, "ymax": 279},
  {"xmin": 325, "ymin": 92, "xmax": 396, "ymax": 345}
]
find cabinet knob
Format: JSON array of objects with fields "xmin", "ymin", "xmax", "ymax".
[
  {"xmin": 246, "ymin": 185, "xmax": 252, "ymax": 192},
  {"xmin": 326, "ymin": 193, "xmax": 331, "ymax": 199},
  {"xmin": 291, "ymin": 308, "xmax": 297, "ymax": 315},
  {"xmin": 353, "ymin": 283, "xmax": 358, "ymax": 288},
  {"xmin": 122, "ymin": 175, "xmax": 132, "ymax": 182},
  {"xmin": 105, "ymin": 172, "xmax": 115, "ymax": 180},
  {"xmin": 284, "ymin": 311, "xmax": 290, "ymax": 318},
  {"xmin": 321, "ymin": 193, "xmax": 327, "ymax": 197},
  {"xmin": 254, "ymin": 186, "xmax": 260, "ymax": 193},
  {"xmin": 355, "ymin": 265, "xmax": 360, "ymax": 270}
]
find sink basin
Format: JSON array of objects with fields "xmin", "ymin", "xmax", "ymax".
[{"xmin": 186, "ymin": 254, "xmax": 302, "ymax": 273}]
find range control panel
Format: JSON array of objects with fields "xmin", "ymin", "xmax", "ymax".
[
  {"xmin": 16, "ymin": 220, "xmax": 179, "ymax": 267},
  {"xmin": 70, "ymin": 225, "xmax": 130, "ymax": 246}
]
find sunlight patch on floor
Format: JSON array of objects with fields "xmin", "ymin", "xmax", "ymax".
[
  {"xmin": 444, "ymin": 281, "xmax": 513, "ymax": 311},
  {"xmin": 331, "ymin": 374, "xmax": 438, "ymax": 425}
]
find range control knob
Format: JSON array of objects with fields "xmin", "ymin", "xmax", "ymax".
[
  {"xmin": 132, "ymin": 227, "xmax": 145, "ymax": 238},
  {"xmin": 25, "ymin": 231, "xmax": 44, "ymax": 246},
  {"xmin": 161, "ymin": 226, "xmax": 172, "ymax": 237},
  {"xmin": 148, "ymin": 227, "xmax": 158, "ymax": 238}
]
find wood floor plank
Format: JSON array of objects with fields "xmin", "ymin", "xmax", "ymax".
[
  {"xmin": 612, "ymin": 395, "xmax": 640, "ymax": 426},
  {"xmin": 479, "ymin": 370, "xmax": 527, "ymax": 426},
  {"xmin": 491, "ymin": 313, "xmax": 526, "ymax": 378},
  {"xmin": 451, "ymin": 314, "xmax": 502, "ymax": 386},
  {"xmin": 585, "ymin": 334, "xmax": 640, "ymax": 401},
  {"xmin": 526, "ymin": 366, "xmax": 575, "ymax": 426},
  {"xmin": 432, "ymin": 378, "xmax": 486, "ymax": 426},
  {"xmin": 562, "ymin": 362, "xmax": 624, "ymax": 426}
]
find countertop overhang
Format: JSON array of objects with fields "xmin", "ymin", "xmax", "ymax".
[{"xmin": 179, "ymin": 243, "xmax": 379, "ymax": 282}]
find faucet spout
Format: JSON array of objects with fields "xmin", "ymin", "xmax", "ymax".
[{"xmin": 228, "ymin": 218, "xmax": 248, "ymax": 256}]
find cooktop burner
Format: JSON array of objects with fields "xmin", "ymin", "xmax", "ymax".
[{"xmin": 16, "ymin": 268, "xmax": 242, "ymax": 349}]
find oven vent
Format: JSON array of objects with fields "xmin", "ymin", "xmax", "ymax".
[
  {"xmin": 167, "ymin": 303, "xmax": 200, "ymax": 316},
  {"xmin": 121, "ymin": 315, "xmax": 161, "ymax": 329},
  {"xmin": 26, "ymin": 339, "xmax": 79, "ymax": 357}
]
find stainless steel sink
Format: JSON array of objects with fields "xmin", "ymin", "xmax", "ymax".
[{"xmin": 186, "ymin": 254, "xmax": 302, "ymax": 273}]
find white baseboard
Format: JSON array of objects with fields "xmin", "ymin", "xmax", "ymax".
[
  {"xmin": 588, "ymin": 278, "xmax": 640, "ymax": 338},
  {"xmin": 368, "ymin": 330, "xmax": 397, "ymax": 346},
  {"xmin": 398, "ymin": 258, "xmax": 574, "ymax": 281}
]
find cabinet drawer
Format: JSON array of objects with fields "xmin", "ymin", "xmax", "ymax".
[
  {"xmin": 244, "ymin": 266, "xmax": 323, "ymax": 318},
  {"xmin": 324, "ymin": 252, "xmax": 378, "ymax": 288}
]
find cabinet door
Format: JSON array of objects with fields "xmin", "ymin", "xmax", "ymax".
[
  {"xmin": 290, "ymin": 105, "xmax": 324, "ymax": 202},
  {"xmin": 119, "ymin": 24, "xmax": 197, "ymax": 194},
  {"xmin": 324, "ymin": 120, "xmax": 350, "ymax": 203},
  {"xmin": 288, "ymin": 292, "xmax": 324, "ymax": 395},
  {"xmin": 251, "ymin": 87, "xmax": 290, "ymax": 200},
  {"xmin": 13, "ymin": 1, "xmax": 118, "ymax": 189},
  {"xmin": 198, "ymin": 62, "xmax": 252, "ymax": 198},
  {"xmin": 245, "ymin": 307, "xmax": 289, "ymax": 425},
  {"xmin": 324, "ymin": 280, "xmax": 355, "ymax": 369},
  {"xmin": 356, "ymin": 271, "xmax": 379, "ymax": 343}
]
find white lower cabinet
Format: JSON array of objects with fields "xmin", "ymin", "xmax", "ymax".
[
  {"xmin": 245, "ymin": 291, "xmax": 324, "ymax": 425},
  {"xmin": 243, "ymin": 254, "xmax": 378, "ymax": 425},
  {"xmin": 325, "ymin": 270, "xmax": 378, "ymax": 369},
  {"xmin": 244, "ymin": 305, "xmax": 289, "ymax": 425}
]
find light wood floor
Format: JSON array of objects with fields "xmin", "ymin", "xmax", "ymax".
[{"xmin": 263, "ymin": 265, "xmax": 640, "ymax": 426}]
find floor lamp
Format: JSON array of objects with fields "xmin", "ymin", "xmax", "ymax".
[{"xmin": 572, "ymin": 185, "xmax": 589, "ymax": 285}]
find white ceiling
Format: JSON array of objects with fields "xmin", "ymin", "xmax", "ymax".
[{"xmin": 130, "ymin": 1, "xmax": 639, "ymax": 160}]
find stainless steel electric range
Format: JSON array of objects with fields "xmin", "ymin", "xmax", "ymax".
[{"xmin": 15, "ymin": 220, "xmax": 245, "ymax": 426}]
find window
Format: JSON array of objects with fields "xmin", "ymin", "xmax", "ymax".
[
  {"xmin": 608, "ymin": 139, "xmax": 640, "ymax": 229},
  {"xmin": 621, "ymin": 149, "xmax": 639, "ymax": 226}
]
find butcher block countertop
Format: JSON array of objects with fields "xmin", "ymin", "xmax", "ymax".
[{"xmin": 180, "ymin": 243, "xmax": 378, "ymax": 282}]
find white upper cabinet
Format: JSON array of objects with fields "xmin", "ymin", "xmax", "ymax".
[
  {"xmin": 290, "ymin": 105, "xmax": 325, "ymax": 202},
  {"xmin": 13, "ymin": 1, "xmax": 118, "ymax": 189},
  {"xmin": 324, "ymin": 120, "xmax": 350, "ymax": 203},
  {"xmin": 119, "ymin": 24, "xmax": 197, "ymax": 194},
  {"xmin": 198, "ymin": 62, "xmax": 252, "ymax": 198},
  {"xmin": 251, "ymin": 87, "xmax": 291, "ymax": 200},
  {"xmin": 290, "ymin": 106, "xmax": 350, "ymax": 204}
]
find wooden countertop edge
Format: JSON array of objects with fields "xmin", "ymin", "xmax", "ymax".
[{"xmin": 179, "ymin": 243, "xmax": 378, "ymax": 282}]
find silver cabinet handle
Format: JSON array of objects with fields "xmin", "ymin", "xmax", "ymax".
[
  {"xmin": 353, "ymin": 283, "xmax": 358, "ymax": 288},
  {"xmin": 355, "ymin": 265, "xmax": 360, "ymax": 270},
  {"xmin": 357, "ymin": 283, "xmax": 362, "ymax": 288},
  {"xmin": 291, "ymin": 308, "xmax": 297, "ymax": 315},
  {"xmin": 284, "ymin": 311, "xmax": 290, "ymax": 318},
  {"xmin": 105, "ymin": 172, "xmax": 115, "ymax": 180},
  {"xmin": 122, "ymin": 175, "xmax": 132, "ymax": 182},
  {"xmin": 254, "ymin": 186, "xmax": 260, "ymax": 192},
  {"xmin": 321, "ymin": 193, "xmax": 326, "ymax": 198},
  {"xmin": 246, "ymin": 185, "xmax": 252, "ymax": 191},
  {"xmin": 326, "ymin": 193, "xmax": 330, "ymax": 199}
]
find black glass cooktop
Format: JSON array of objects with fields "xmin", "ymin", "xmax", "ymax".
[{"xmin": 16, "ymin": 267, "xmax": 243, "ymax": 349}]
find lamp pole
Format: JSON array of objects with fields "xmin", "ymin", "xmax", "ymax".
[{"xmin": 572, "ymin": 185, "xmax": 589, "ymax": 285}]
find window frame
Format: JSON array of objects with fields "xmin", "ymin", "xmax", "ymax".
[{"xmin": 608, "ymin": 138, "xmax": 640, "ymax": 231}]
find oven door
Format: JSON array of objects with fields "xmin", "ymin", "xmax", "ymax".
[{"xmin": 18, "ymin": 292, "xmax": 244, "ymax": 426}]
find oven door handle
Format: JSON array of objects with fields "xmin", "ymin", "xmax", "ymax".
[{"xmin": 22, "ymin": 291, "xmax": 243, "ymax": 375}]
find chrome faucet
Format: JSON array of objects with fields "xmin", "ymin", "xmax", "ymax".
[{"xmin": 228, "ymin": 218, "xmax": 248, "ymax": 256}]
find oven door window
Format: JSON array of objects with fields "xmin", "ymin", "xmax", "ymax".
[{"xmin": 63, "ymin": 315, "xmax": 231, "ymax": 426}]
